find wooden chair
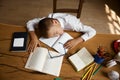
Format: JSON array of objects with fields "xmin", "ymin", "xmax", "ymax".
[{"xmin": 53, "ymin": 0, "xmax": 84, "ymax": 18}]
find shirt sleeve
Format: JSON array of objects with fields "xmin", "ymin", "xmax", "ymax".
[
  {"xmin": 63, "ymin": 14, "xmax": 96, "ymax": 41},
  {"xmin": 26, "ymin": 17, "xmax": 45, "ymax": 31},
  {"xmin": 79, "ymin": 24, "xmax": 96, "ymax": 41}
]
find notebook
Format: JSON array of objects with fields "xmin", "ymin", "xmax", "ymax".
[
  {"xmin": 10, "ymin": 32, "xmax": 28, "ymax": 52},
  {"xmin": 68, "ymin": 47, "xmax": 94, "ymax": 71},
  {"xmin": 39, "ymin": 32, "xmax": 73, "ymax": 54},
  {"xmin": 25, "ymin": 47, "xmax": 63, "ymax": 77}
]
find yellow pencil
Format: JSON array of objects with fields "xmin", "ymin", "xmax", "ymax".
[
  {"xmin": 85, "ymin": 62, "xmax": 95, "ymax": 71},
  {"xmin": 87, "ymin": 63, "xmax": 97, "ymax": 80},
  {"xmin": 82, "ymin": 67, "xmax": 92, "ymax": 80},
  {"xmin": 90, "ymin": 63, "xmax": 97, "ymax": 80},
  {"xmin": 86, "ymin": 67, "xmax": 93, "ymax": 80},
  {"xmin": 82, "ymin": 62, "xmax": 95, "ymax": 79}
]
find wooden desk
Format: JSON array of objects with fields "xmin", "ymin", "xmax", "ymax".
[{"xmin": 0, "ymin": 23, "xmax": 120, "ymax": 80}]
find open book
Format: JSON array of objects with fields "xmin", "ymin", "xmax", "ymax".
[
  {"xmin": 68, "ymin": 47, "xmax": 94, "ymax": 71},
  {"xmin": 39, "ymin": 32, "xmax": 73, "ymax": 54},
  {"xmin": 25, "ymin": 47, "xmax": 63, "ymax": 76}
]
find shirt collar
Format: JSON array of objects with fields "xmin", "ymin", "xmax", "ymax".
[{"xmin": 57, "ymin": 18, "xmax": 64, "ymax": 29}]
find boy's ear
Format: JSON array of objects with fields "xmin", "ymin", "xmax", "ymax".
[{"xmin": 52, "ymin": 19, "xmax": 59, "ymax": 25}]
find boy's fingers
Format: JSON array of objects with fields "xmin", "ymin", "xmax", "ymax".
[
  {"xmin": 64, "ymin": 43, "xmax": 72, "ymax": 49},
  {"xmin": 37, "ymin": 42, "xmax": 41, "ymax": 47},
  {"xmin": 64, "ymin": 40, "xmax": 72, "ymax": 46},
  {"xmin": 27, "ymin": 41, "xmax": 40, "ymax": 53},
  {"xmin": 27, "ymin": 45, "xmax": 33, "ymax": 53},
  {"xmin": 33, "ymin": 43, "xmax": 38, "ymax": 52},
  {"xmin": 64, "ymin": 43, "xmax": 75, "ymax": 49},
  {"xmin": 31, "ymin": 42, "xmax": 37, "ymax": 52},
  {"xmin": 27, "ymin": 42, "xmax": 36, "ymax": 53},
  {"xmin": 27, "ymin": 43, "xmax": 32, "ymax": 52}
]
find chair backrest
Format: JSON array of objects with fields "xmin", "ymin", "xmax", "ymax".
[{"xmin": 53, "ymin": 0, "xmax": 84, "ymax": 18}]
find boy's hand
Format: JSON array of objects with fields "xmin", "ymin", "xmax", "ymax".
[
  {"xmin": 27, "ymin": 39, "xmax": 41, "ymax": 53},
  {"xmin": 27, "ymin": 31, "xmax": 41, "ymax": 53},
  {"xmin": 64, "ymin": 37, "xmax": 84, "ymax": 49}
]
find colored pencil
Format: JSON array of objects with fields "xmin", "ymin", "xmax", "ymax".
[
  {"xmin": 93, "ymin": 64, "xmax": 102, "ymax": 75},
  {"xmin": 82, "ymin": 67, "xmax": 92, "ymax": 80},
  {"xmin": 85, "ymin": 62, "xmax": 95, "ymax": 71},
  {"xmin": 87, "ymin": 63, "xmax": 97, "ymax": 80}
]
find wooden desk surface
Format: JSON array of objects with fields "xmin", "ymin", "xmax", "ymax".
[{"xmin": 0, "ymin": 23, "xmax": 120, "ymax": 80}]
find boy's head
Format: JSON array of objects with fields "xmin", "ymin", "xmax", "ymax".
[{"xmin": 38, "ymin": 18, "xmax": 64, "ymax": 38}]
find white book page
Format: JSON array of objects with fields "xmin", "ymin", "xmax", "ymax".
[
  {"xmin": 69, "ymin": 53, "xmax": 86, "ymax": 71},
  {"xmin": 52, "ymin": 32, "xmax": 73, "ymax": 54},
  {"xmin": 39, "ymin": 35, "xmax": 60, "ymax": 47},
  {"xmin": 77, "ymin": 47, "xmax": 94, "ymax": 66},
  {"xmin": 69, "ymin": 47, "xmax": 94, "ymax": 71},
  {"xmin": 25, "ymin": 47, "xmax": 48, "ymax": 71},
  {"xmin": 42, "ymin": 51, "xmax": 63, "ymax": 76}
]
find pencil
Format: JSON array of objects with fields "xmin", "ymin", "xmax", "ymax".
[
  {"xmin": 87, "ymin": 63, "xmax": 97, "ymax": 80},
  {"xmin": 85, "ymin": 62, "xmax": 95, "ymax": 71},
  {"xmin": 82, "ymin": 67, "xmax": 92, "ymax": 80},
  {"xmin": 93, "ymin": 64, "xmax": 102, "ymax": 75},
  {"xmin": 81, "ymin": 62, "xmax": 95, "ymax": 80},
  {"xmin": 86, "ymin": 65, "xmax": 94, "ymax": 80}
]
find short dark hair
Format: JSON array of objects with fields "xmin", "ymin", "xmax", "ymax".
[{"xmin": 38, "ymin": 18, "xmax": 54, "ymax": 38}]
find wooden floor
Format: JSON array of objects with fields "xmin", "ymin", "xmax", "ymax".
[{"xmin": 0, "ymin": 0, "xmax": 120, "ymax": 34}]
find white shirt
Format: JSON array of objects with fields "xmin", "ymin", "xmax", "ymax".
[{"xmin": 27, "ymin": 13, "xmax": 96, "ymax": 41}]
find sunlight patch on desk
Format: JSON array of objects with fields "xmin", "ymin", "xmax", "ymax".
[
  {"xmin": 108, "ymin": 23, "xmax": 114, "ymax": 34},
  {"xmin": 105, "ymin": 4, "xmax": 120, "ymax": 34}
]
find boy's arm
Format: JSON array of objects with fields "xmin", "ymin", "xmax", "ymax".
[
  {"xmin": 26, "ymin": 18, "xmax": 43, "ymax": 31},
  {"xmin": 64, "ymin": 22, "xmax": 96, "ymax": 49},
  {"xmin": 26, "ymin": 18, "xmax": 43, "ymax": 53},
  {"xmin": 64, "ymin": 14, "xmax": 96, "ymax": 41},
  {"xmin": 27, "ymin": 31, "xmax": 40, "ymax": 53},
  {"xmin": 57, "ymin": 13, "xmax": 96, "ymax": 49},
  {"xmin": 53, "ymin": 13, "xmax": 96, "ymax": 41}
]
